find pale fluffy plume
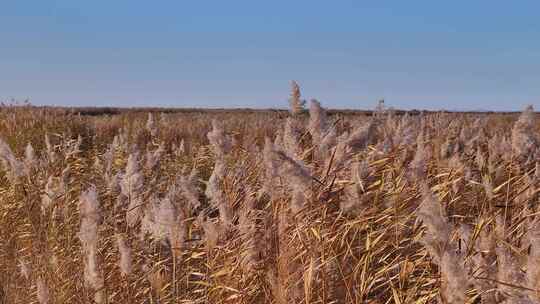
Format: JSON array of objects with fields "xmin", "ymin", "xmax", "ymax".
[
  {"xmin": 79, "ymin": 186, "xmax": 101, "ymax": 249},
  {"xmin": 172, "ymin": 139, "xmax": 186, "ymax": 157},
  {"xmin": 495, "ymin": 216, "xmax": 526, "ymax": 299},
  {"xmin": 84, "ymin": 247, "xmax": 105, "ymax": 303},
  {"xmin": 327, "ymin": 119, "xmax": 377, "ymax": 174},
  {"xmin": 476, "ymin": 148, "xmax": 486, "ymax": 170},
  {"xmin": 206, "ymin": 121, "xmax": 233, "ymax": 223},
  {"xmin": 340, "ymin": 160, "xmax": 370, "ymax": 214},
  {"xmin": 207, "ymin": 119, "xmax": 232, "ymax": 158},
  {"xmin": 23, "ymin": 143, "xmax": 36, "ymax": 175},
  {"xmin": 417, "ymin": 187, "xmax": 451, "ymax": 263},
  {"xmin": 179, "ymin": 138, "xmax": 185, "ymax": 154},
  {"xmin": 78, "ymin": 186, "xmax": 104, "ymax": 303},
  {"xmin": 512, "ymin": 105, "xmax": 537, "ymax": 158},
  {"xmin": 319, "ymin": 126, "xmax": 337, "ymax": 160},
  {"xmin": 288, "ymin": 80, "xmax": 305, "ymax": 116},
  {"xmin": 271, "ymin": 143, "xmax": 312, "ymax": 190},
  {"xmin": 50, "ymin": 254, "xmax": 59, "ymax": 273},
  {"xmin": 439, "ymin": 251, "xmax": 469, "ymax": 304},
  {"xmin": 159, "ymin": 112, "xmax": 170, "ymax": 124},
  {"xmin": 308, "ymin": 98, "xmax": 336, "ymax": 160},
  {"xmin": 261, "ymin": 137, "xmax": 280, "ymax": 198},
  {"xmin": 199, "ymin": 216, "xmax": 224, "ymax": 250},
  {"xmin": 146, "ymin": 112, "xmax": 158, "ymax": 137},
  {"xmin": 409, "ymin": 132, "xmax": 428, "ymax": 182},
  {"xmin": 282, "ymin": 117, "xmax": 303, "ymax": 158},
  {"xmin": 105, "ymin": 172, "xmax": 120, "ymax": 194},
  {"xmin": 145, "ymin": 142, "xmax": 165, "ymax": 171},
  {"xmin": 238, "ymin": 193, "xmax": 261, "ymax": 271},
  {"xmin": 112, "ymin": 132, "xmax": 128, "ymax": 152},
  {"xmin": 346, "ymin": 119, "xmax": 377, "ymax": 152},
  {"xmin": 41, "ymin": 176, "xmax": 65, "ymax": 214},
  {"xmin": 44, "ymin": 134, "xmax": 56, "ymax": 163},
  {"xmin": 156, "ymin": 196, "xmax": 186, "ymax": 256},
  {"xmin": 416, "ymin": 186, "xmax": 468, "ymax": 303},
  {"xmin": 326, "ymin": 131, "xmax": 350, "ymax": 172},
  {"xmin": 263, "ymin": 141, "xmax": 312, "ymax": 213},
  {"xmin": 121, "ymin": 152, "xmax": 144, "ymax": 227},
  {"xmin": 116, "ymin": 234, "xmax": 132, "ymax": 277},
  {"xmin": 36, "ymin": 276, "xmax": 50, "ymax": 304},
  {"xmin": 440, "ymin": 136, "xmax": 456, "ymax": 159},
  {"xmin": 482, "ymin": 175, "xmax": 494, "ymax": 200},
  {"xmin": 140, "ymin": 197, "xmax": 160, "ymax": 239},
  {"xmin": 390, "ymin": 114, "xmax": 416, "ymax": 148},
  {"xmin": 177, "ymin": 167, "xmax": 200, "ymax": 209},
  {"xmin": 140, "ymin": 193, "xmax": 186, "ymax": 257},
  {"xmin": 459, "ymin": 224, "xmax": 497, "ymax": 303},
  {"xmin": 489, "ymin": 134, "xmax": 513, "ymax": 162},
  {"xmin": 102, "ymin": 144, "xmax": 114, "ymax": 174},
  {"xmin": 524, "ymin": 218, "xmax": 540, "ymax": 300},
  {"xmin": 0, "ymin": 137, "xmax": 23, "ymax": 182},
  {"xmin": 308, "ymin": 98, "xmax": 328, "ymax": 147},
  {"xmin": 205, "ymin": 161, "xmax": 233, "ymax": 224}
]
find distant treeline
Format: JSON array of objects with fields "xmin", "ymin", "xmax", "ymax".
[
  {"xmin": 0, "ymin": 104, "xmax": 533, "ymax": 117},
  {"xmin": 30, "ymin": 106, "xmax": 532, "ymax": 116}
]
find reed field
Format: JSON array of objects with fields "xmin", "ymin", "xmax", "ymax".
[{"xmin": 0, "ymin": 84, "xmax": 538, "ymax": 303}]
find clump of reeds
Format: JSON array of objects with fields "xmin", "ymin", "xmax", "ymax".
[{"xmin": 0, "ymin": 90, "xmax": 538, "ymax": 303}]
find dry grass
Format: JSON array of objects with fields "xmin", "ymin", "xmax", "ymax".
[{"xmin": 0, "ymin": 94, "xmax": 538, "ymax": 304}]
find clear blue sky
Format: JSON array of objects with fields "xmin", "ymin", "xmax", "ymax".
[{"xmin": 1, "ymin": 1, "xmax": 540, "ymax": 111}]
